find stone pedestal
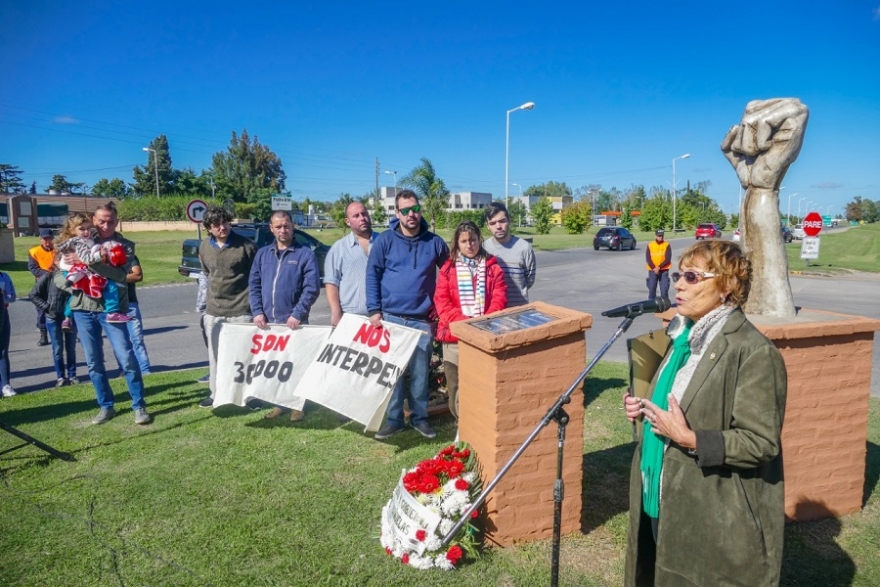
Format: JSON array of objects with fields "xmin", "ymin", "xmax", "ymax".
[
  {"xmin": 451, "ymin": 301, "xmax": 592, "ymax": 546},
  {"xmin": 657, "ymin": 307, "xmax": 880, "ymax": 521},
  {"xmin": 752, "ymin": 309, "xmax": 880, "ymax": 520}
]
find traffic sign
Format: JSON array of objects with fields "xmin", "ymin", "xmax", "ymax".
[
  {"xmin": 803, "ymin": 212, "xmax": 823, "ymax": 237},
  {"xmin": 271, "ymin": 196, "xmax": 292, "ymax": 211},
  {"xmin": 800, "ymin": 236, "xmax": 820, "ymax": 260},
  {"xmin": 186, "ymin": 199, "xmax": 208, "ymax": 223}
]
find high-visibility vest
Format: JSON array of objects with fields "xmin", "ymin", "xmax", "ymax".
[
  {"xmin": 646, "ymin": 240, "xmax": 671, "ymax": 271},
  {"xmin": 28, "ymin": 245, "xmax": 56, "ymax": 276}
]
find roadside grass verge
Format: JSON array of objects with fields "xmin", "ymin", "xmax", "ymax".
[
  {"xmin": 5, "ymin": 223, "xmax": 876, "ymax": 294},
  {"xmin": 1, "ymin": 364, "xmax": 878, "ymax": 586}
]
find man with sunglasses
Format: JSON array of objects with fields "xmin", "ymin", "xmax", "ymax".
[
  {"xmin": 646, "ymin": 229, "xmax": 672, "ymax": 301},
  {"xmin": 366, "ymin": 190, "xmax": 450, "ymax": 440}
]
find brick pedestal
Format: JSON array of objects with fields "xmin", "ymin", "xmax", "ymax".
[
  {"xmin": 657, "ymin": 307, "xmax": 880, "ymax": 521},
  {"xmin": 451, "ymin": 302, "xmax": 592, "ymax": 546}
]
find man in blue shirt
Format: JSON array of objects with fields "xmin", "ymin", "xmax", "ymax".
[
  {"xmin": 324, "ymin": 201, "xmax": 376, "ymax": 325},
  {"xmin": 249, "ymin": 210, "xmax": 321, "ymax": 422},
  {"xmin": 366, "ymin": 190, "xmax": 449, "ymax": 440}
]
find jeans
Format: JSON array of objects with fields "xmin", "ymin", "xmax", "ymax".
[
  {"xmin": 646, "ymin": 270, "xmax": 670, "ymax": 301},
  {"xmin": 0, "ymin": 307, "xmax": 11, "ymax": 387},
  {"xmin": 126, "ymin": 302, "xmax": 151, "ymax": 375},
  {"xmin": 73, "ymin": 311, "xmax": 146, "ymax": 411},
  {"xmin": 46, "ymin": 316, "xmax": 77, "ymax": 379},
  {"xmin": 382, "ymin": 314, "xmax": 433, "ymax": 428}
]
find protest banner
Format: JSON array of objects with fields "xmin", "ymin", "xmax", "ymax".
[
  {"xmin": 295, "ymin": 314, "xmax": 423, "ymax": 431},
  {"xmin": 214, "ymin": 324, "xmax": 332, "ymax": 409}
]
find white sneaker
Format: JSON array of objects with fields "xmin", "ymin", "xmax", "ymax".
[{"xmin": 2, "ymin": 384, "xmax": 17, "ymax": 397}]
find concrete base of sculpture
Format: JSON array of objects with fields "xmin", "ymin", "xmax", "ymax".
[
  {"xmin": 658, "ymin": 307, "xmax": 880, "ymax": 521},
  {"xmin": 451, "ymin": 302, "xmax": 592, "ymax": 546}
]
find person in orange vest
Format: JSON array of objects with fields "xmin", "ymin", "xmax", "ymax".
[
  {"xmin": 27, "ymin": 228, "xmax": 57, "ymax": 346},
  {"xmin": 646, "ymin": 229, "xmax": 672, "ymax": 301}
]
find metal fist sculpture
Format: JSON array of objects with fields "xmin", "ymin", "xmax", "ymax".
[{"xmin": 722, "ymin": 98, "xmax": 809, "ymax": 317}]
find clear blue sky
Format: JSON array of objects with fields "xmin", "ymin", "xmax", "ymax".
[{"xmin": 2, "ymin": 1, "xmax": 878, "ymax": 217}]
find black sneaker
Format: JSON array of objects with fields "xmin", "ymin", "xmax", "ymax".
[
  {"xmin": 245, "ymin": 398, "xmax": 264, "ymax": 410},
  {"xmin": 198, "ymin": 396, "xmax": 214, "ymax": 408},
  {"xmin": 413, "ymin": 421, "xmax": 437, "ymax": 439},
  {"xmin": 197, "ymin": 373, "xmax": 210, "ymax": 384},
  {"xmin": 374, "ymin": 424, "xmax": 405, "ymax": 440}
]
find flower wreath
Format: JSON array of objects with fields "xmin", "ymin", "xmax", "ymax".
[{"xmin": 380, "ymin": 442, "xmax": 482, "ymax": 570}]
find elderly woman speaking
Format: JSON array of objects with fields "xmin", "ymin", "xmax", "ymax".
[{"xmin": 623, "ymin": 240, "xmax": 787, "ymax": 586}]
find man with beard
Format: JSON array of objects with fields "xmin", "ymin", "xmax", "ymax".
[
  {"xmin": 483, "ymin": 202, "xmax": 536, "ymax": 307},
  {"xmin": 366, "ymin": 190, "xmax": 449, "ymax": 440}
]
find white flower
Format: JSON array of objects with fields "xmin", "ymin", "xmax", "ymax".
[
  {"xmin": 439, "ymin": 519, "xmax": 455, "ymax": 535},
  {"xmin": 424, "ymin": 535, "xmax": 442, "ymax": 552},
  {"xmin": 441, "ymin": 491, "xmax": 468, "ymax": 516},
  {"xmin": 434, "ymin": 555, "xmax": 455, "ymax": 571},
  {"xmin": 408, "ymin": 553, "xmax": 434, "ymax": 570}
]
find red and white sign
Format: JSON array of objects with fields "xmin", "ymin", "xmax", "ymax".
[
  {"xmin": 803, "ymin": 212, "xmax": 823, "ymax": 237},
  {"xmin": 186, "ymin": 199, "xmax": 208, "ymax": 223}
]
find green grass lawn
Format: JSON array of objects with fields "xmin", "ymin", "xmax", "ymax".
[
  {"xmin": 4, "ymin": 223, "xmax": 877, "ymax": 295},
  {"xmin": 1, "ymin": 365, "xmax": 878, "ymax": 586}
]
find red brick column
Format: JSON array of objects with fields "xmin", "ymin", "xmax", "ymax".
[
  {"xmin": 451, "ymin": 302, "xmax": 593, "ymax": 546},
  {"xmin": 751, "ymin": 309, "xmax": 880, "ymax": 520}
]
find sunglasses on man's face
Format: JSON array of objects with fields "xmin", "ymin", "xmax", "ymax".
[
  {"xmin": 672, "ymin": 271, "xmax": 716, "ymax": 285},
  {"xmin": 398, "ymin": 204, "xmax": 421, "ymax": 216}
]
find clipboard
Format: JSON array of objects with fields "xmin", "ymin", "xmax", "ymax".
[{"xmin": 626, "ymin": 328, "xmax": 671, "ymax": 400}]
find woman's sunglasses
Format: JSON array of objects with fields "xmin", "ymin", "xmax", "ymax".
[{"xmin": 672, "ymin": 271, "xmax": 716, "ymax": 284}]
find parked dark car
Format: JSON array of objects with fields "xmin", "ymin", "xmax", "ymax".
[
  {"xmin": 178, "ymin": 223, "xmax": 330, "ymax": 280},
  {"xmin": 593, "ymin": 227, "xmax": 637, "ymax": 251},
  {"xmin": 695, "ymin": 223, "xmax": 722, "ymax": 239}
]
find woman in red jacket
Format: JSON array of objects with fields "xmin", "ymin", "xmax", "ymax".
[{"xmin": 434, "ymin": 221, "xmax": 507, "ymax": 421}]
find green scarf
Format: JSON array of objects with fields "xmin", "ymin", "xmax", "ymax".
[{"xmin": 640, "ymin": 320, "xmax": 693, "ymax": 519}]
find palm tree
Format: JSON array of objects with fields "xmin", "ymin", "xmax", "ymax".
[{"xmin": 399, "ymin": 157, "xmax": 449, "ymax": 231}]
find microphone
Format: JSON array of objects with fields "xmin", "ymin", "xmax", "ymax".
[{"xmin": 602, "ymin": 297, "xmax": 671, "ymax": 318}]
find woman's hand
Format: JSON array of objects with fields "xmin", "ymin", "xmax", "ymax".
[
  {"xmin": 623, "ymin": 391, "xmax": 643, "ymax": 423},
  {"xmin": 639, "ymin": 395, "xmax": 697, "ymax": 450}
]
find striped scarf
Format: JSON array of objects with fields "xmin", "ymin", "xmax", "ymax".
[{"xmin": 456, "ymin": 257, "xmax": 487, "ymax": 317}]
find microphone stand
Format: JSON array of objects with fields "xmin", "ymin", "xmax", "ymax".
[{"xmin": 441, "ymin": 311, "xmax": 643, "ymax": 587}]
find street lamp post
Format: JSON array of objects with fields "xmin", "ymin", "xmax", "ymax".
[
  {"xmin": 671, "ymin": 153, "xmax": 690, "ymax": 231},
  {"xmin": 798, "ymin": 197, "xmax": 807, "ymax": 221},
  {"xmin": 142, "ymin": 147, "xmax": 160, "ymax": 198},
  {"xmin": 384, "ymin": 170, "xmax": 397, "ymax": 191},
  {"xmin": 505, "ymin": 101, "xmax": 535, "ymax": 210},
  {"xmin": 511, "ymin": 183, "xmax": 523, "ymax": 226},
  {"xmin": 786, "ymin": 192, "xmax": 798, "ymax": 226}
]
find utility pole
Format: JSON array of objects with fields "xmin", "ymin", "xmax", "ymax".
[{"xmin": 375, "ymin": 158, "xmax": 380, "ymax": 208}]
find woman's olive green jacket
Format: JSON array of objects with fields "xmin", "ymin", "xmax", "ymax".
[{"xmin": 626, "ymin": 309, "xmax": 787, "ymax": 587}]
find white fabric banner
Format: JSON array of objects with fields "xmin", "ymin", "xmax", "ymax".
[
  {"xmin": 214, "ymin": 324, "xmax": 332, "ymax": 410},
  {"xmin": 295, "ymin": 314, "xmax": 423, "ymax": 432}
]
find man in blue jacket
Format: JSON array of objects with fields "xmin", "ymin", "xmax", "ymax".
[
  {"xmin": 366, "ymin": 190, "xmax": 450, "ymax": 440},
  {"xmin": 249, "ymin": 210, "xmax": 321, "ymax": 422}
]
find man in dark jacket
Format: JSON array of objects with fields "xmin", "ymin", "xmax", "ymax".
[
  {"xmin": 249, "ymin": 210, "xmax": 321, "ymax": 421},
  {"xmin": 27, "ymin": 228, "xmax": 56, "ymax": 346},
  {"xmin": 366, "ymin": 190, "xmax": 450, "ymax": 440},
  {"xmin": 198, "ymin": 206, "xmax": 257, "ymax": 408}
]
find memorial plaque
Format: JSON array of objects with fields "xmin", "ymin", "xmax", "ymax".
[{"xmin": 470, "ymin": 308, "xmax": 557, "ymax": 335}]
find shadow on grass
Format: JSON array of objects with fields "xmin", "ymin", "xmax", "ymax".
[
  {"xmin": 781, "ymin": 501, "xmax": 856, "ymax": 586},
  {"xmin": 580, "ymin": 442, "xmax": 635, "ymax": 534},
  {"xmin": 582, "ymin": 376, "xmax": 627, "ymax": 410},
  {"xmin": 864, "ymin": 441, "xmax": 880, "ymax": 505}
]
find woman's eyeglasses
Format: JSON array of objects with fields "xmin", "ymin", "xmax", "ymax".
[
  {"xmin": 672, "ymin": 271, "xmax": 716, "ymax": 284},
  {"xmin": 398, "ymin": 204, "xmax": 421, "ymax": 215}
]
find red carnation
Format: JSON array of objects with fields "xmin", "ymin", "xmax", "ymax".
[
  {"xmin": 415, "ymin": 529, "xmax": 427, "ymax": 541},
  {"xmin": 445, "ymin": 545, "xmax": 463, "ymax": 565},
  {"xmin": 471, "ymin": 509, "xmax": 479, "ymax": 519},
  {"xmin": 402, "ymin": 553, "xmax": 410, "ymax": 564},
  {"xmin": 446, "ymin": 461, "xmax": 465, "ymax": 477},
  {"xmin": 385, "ymin": 547, "xmax": 392, "ymax": 556},
  {"xmin": 455, "ymin": 478, "xmax": 469, "ymax": 491}
]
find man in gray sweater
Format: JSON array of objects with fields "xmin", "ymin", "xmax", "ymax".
[
  {"xmin": 483, "ymin": 202, "xmax": 537, "ymax": 307},
  {"xmin": 198, "ymin": 206, "xmax": 257, "ymax": 408}
]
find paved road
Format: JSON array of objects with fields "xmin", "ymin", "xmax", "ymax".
[{"xmin": 7, "ymin": 240, "xmax": 880, "ymax": 398}]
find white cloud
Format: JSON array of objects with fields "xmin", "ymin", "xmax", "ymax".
[{"xmin": 53, "ymin": 115, "xmax": 79, "ymax": 124}]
